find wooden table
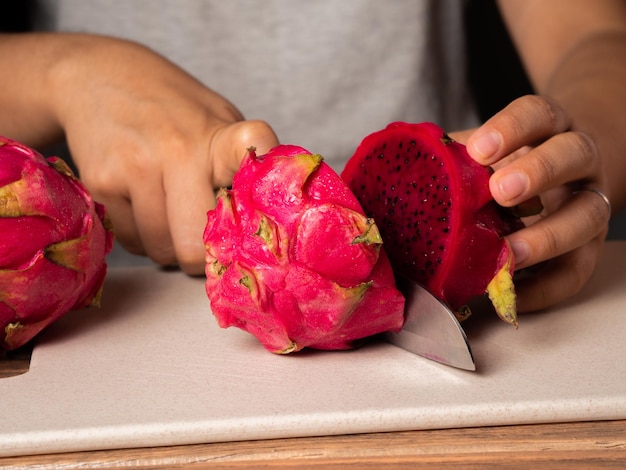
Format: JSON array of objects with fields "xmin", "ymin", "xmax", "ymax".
[
  {"xmin": 0, "ymin": 421, "xmax": 624, "ymax": 468},
  {"xmin": 2, "ymin": 351, "xmax": 625, "ymax": 468}
]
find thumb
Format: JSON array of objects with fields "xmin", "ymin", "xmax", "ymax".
[{"xmin": 211, "ymin": 119, "xmax": 279, "ymax": 187}]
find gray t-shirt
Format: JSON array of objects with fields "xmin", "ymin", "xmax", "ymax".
[{"xmin": 34, "ymin": 0, "xmax": 478, "ymax": 172}]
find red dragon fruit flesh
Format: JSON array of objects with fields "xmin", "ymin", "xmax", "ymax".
[
  {"xmin": 0, "ymin": 136, "xmax": 114, "ymax": 350},
  {"xmin": 203, "ymin": 145, "xmax": 405, "ymax": 353},
  {"xmin": 341, "ymin": 122, "xmax": 523, "ymax": 327}
]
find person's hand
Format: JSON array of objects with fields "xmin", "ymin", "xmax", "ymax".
[
  {"xmin": 49, "ymin": 35, "xmax": 279, "ymax": 274},
  {"xmin": 465, "ymin": 95, "xmax": 611, "ymax": 312}
]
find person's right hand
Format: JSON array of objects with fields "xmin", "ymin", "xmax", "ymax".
[{"xmin": 48, "ymin": 35, "xmax": 279, "ymax": 274}]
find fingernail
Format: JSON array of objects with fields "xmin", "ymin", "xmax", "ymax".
[
  {"xmin": 469, "ymin": 131, "xmax": 501, "ymax": 161},
  {"xmin": 498, "ymin": 171, "xmax": 528, "ymax": 202},
  {"xmin": 510, "ymin": 239, "xmax": 530, "ymax": 266}
]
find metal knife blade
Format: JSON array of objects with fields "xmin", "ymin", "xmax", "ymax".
[{"xmin": 385, "ymin": 278, "xmax": 475, "ymax": 371}]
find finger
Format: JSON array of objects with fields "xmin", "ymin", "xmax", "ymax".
[
  {"xmin": 129, "ymin": 174, "xmax": 176, "ymax": 266},
  {"xmin": 507, "ymin": 189, "xmax": 610, "ymax": 271},
  {"xmin": 489, "ymin": 130, "xmax": 599, "ymax": 207},
  {"xmin": 98, "ymin": 196, "xmax": 145, "ymax": 256},
  {"xmin": 76, "ymin": 154, "xmax": 147, "ymax": 257},
  {"xmin": 164, "ymin": 164, "xmax": 212, "ymax": 274},
  {"xmin": 211, "ymin": 120, "xmax": 279, "ymax": 187},
  {"xmin": 166, "ymin": 120, "xmax": 280, "ymax": 274},
  {"xmin": 515, "ymin": 239, "xmax": 603, "ymax": 312},
  {"xmin": 466, "ymin": 95, "xmax": 571, "ymax": 165}
]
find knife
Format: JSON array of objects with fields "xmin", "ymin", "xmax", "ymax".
[{"xmin": 385, "ymin": 278, "xmax": 475, "ymax": 371}]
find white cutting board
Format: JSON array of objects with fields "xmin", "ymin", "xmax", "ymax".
[{"xmin": 1, "ymin": 242, "xmax": 625, "ymax": 458}]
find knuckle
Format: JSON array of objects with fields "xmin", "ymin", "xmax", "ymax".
[
  {"xmin": 572, "ymin": 130, "xmax": 599, "ymax": 167},
  {"xmin": 159, "ymin": 128, "xmax": 196, "ymax": 163},
  {"xmin": 512, "ymin": 95, "xmax": 569, "ymax": 136},
  {"xmin": 529, "ymin": 146, "xmax": 559, "ymax": 187},
  {"xmin": 533, "ymin": 95, "xmax": 560, "ymax": 132},
  {"xmin": 538, "ymin": 223, "xmax": 562, "ymax": 258},
  {"xmin": 80, "ymin": 164, "xmax": 122, "ymax": 199}
]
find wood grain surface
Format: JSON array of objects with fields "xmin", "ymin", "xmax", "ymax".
[{"xmin": 0, "ymin": 419, "xmax": 624, "ymax": 468}]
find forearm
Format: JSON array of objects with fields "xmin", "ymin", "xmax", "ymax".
[
  {"xmin": 0, "ymin": 33, "xmax": 68, "ymax": 147},
  {"xmin": 540, "ymin": 31, "xmax": 626, "ymax": 212},
  {"xmin": 497, "ymin": 0, "xmax": 626, "ymax": 213}
]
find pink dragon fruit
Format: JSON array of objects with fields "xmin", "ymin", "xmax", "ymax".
[
  {"xmin": 203, "ymin": 145, "xmax": 405, "ymax": 353},
  {"xmin": 341, "ymin": 122, "xmax": 523, "ymax": 327},
  {"xmin": 0, "ymin": 136, "xmax": 114, "ymax": 350}
]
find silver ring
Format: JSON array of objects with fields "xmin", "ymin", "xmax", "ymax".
[{"xmin": 576, "ymin": 188, "xmax": 612, "ymax": 215}]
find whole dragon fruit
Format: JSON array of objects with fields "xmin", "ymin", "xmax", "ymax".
[
  {"xmin": 341, "ymin": 122, "xmax": 523, "ymax": 327},
  {"xmin": 0, "ymin": 136, "xmax": 114, "ymax": 350},
  {"xmin": 203, "ymin": 145, "xmax": 405, "ymax": 353}
]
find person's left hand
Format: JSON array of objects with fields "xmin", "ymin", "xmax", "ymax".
[{"xmin": 461, "ymin": 95, "xmax": 611, "ymax": 312}]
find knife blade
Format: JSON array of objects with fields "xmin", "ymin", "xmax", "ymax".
[{"xmin": 385, "ymin": 278, "xmax": 475, "ymax": 371}]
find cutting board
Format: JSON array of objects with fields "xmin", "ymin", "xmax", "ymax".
[{"xmin": 1, "ymin": 242, "xmax": 625, "ymax": 458}]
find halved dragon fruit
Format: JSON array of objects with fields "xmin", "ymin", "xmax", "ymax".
[
  {"xmin": 0, "ymin": 136, "xmax": 114, "ymax": 350},
  {"xmin": 341, "ymin": 122, "xmax": 523, "ymax": 326},
  {"xmin": 203, "ymin": 145, "xmax": 405, "ymax": 353}
]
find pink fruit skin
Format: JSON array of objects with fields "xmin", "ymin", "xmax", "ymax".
[
  {"xmin": 341, "ymin": 122, "xmax": 520, "ymax": 316},
  {"xmin": 0, "ymin": 136, "xmax": 114, "ymax": 350},
  {"xmin": 203, "ymin": 145, "xmax": 405, "ymax": 353}
]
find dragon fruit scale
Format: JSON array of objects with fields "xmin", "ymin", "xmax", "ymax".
[
  {"xmin": 0, "ymin": 136, "xmax": 114, "ymax": 350},
  {"xmin": 341, "ymin": 122, "xmax": 523, "ymax": 327},
  {"xmin": 203, "ymin": 145, "xmax": 405, "ymax": 354}
]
